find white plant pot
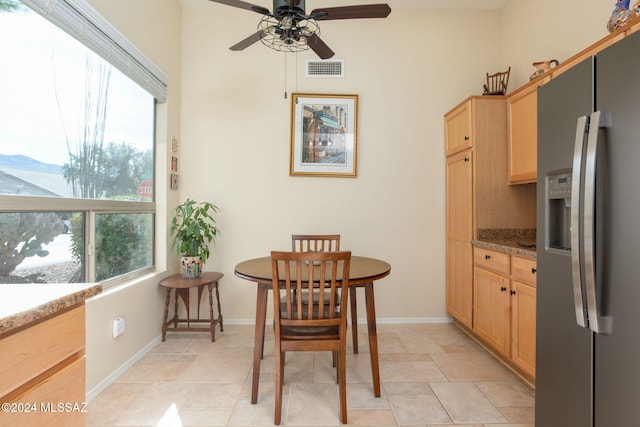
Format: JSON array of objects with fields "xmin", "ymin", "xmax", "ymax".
[{"xmin": 181, "ymin": 256, "xmax": 202, "ymax": 279}]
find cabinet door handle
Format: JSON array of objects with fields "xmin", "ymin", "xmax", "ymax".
[
  {"xmin": 464, "ymin": 136, "xmax": 470, "ymax": 141},
  {"xmin": 500, "ymin": 286, "xmax": 507, "ymax": 292},
  {"xmin": 531, "ymin": 267, "xmax": 537, "ymax": 274},
  {"xmin": 464, "ymin": 157, "xmax": 470, "ymax": 162},
  {"xmin": 485, "ymin": 254, "xmax": 491, "ymax": 260},
  {"xmin": 510, "ymin": 290, "xmax": 516, "ymax": 295}
]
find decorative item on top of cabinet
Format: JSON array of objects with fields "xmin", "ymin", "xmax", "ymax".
[
  {"xmin": 482, "ymin": 67, "xmax": 511, "ymax": 96},
  {"xmin": 530, "ymin": 59, "xmax": 558, "ymax": 80},
  {"xmin": 608, "ymin": 0, "xmax": 633, "ymax": 32}
]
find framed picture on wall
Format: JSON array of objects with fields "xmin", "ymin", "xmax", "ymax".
[{"xmin": 290, "ymin": 93, "xmax": 358, "ymax": 177}]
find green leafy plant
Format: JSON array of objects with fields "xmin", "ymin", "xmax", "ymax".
[{"xmin": 170, "ymin": 199, "xmax": 220, "ymax": 264}]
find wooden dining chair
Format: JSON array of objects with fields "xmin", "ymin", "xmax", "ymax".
[
  {"xmin": 290, "ymin": 234, "xmax": 341, "ymax": 306},
  {"xmin": 291, "ymin": 234, "xmax": 341, "ymax": 252},
  {"xmin": 270, "ymin": 250, "xmax": 351, "ymax": 425},
  {"xmin": 290, "ymin": 234, "xmax": 360, "ymax": 353}
]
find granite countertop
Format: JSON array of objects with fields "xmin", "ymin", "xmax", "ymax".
[
  {"xmin": 472, "ymin": 229, "xmax": 537, "ymax": 259},
  {"xmin": 0, "ymin": 283, "xmax": 102, "ymax": 335}
]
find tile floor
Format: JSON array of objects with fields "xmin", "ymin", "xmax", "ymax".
[{"xmin": 87, "ymin": 323, "xmax": 535, "ymax": 426}]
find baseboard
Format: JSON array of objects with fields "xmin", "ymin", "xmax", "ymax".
[
  {"xmin": 376, "ymin": 317, "xmax": 452, "ymax": 324},
  {"xmin": 222, "ymin": 317, "xmax": 453, "ymax": 325},
  {"xmin": 86, "ymin": 335, "xmax": 162, "ymax": 401}
]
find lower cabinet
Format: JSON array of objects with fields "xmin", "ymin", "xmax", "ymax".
[
  {"xmin": 473, "ymin": 247, "xmax": 537, "ymax": 380},
  {"xmin": 0, "ymin": 305, "xmax": 86, "ymax": 427},
  {"xmin": 474, "ymin": 267, "xmax": 511, "ymax": 357}
]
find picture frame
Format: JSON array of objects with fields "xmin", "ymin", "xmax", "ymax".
[{"xmin": 290, "ymin": 93, "xmax": 358, "ymax": 177}]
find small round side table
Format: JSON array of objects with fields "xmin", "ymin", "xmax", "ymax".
[{"xmin": 159, "ymin": 272, "xmax": 224, "ymax": 342}]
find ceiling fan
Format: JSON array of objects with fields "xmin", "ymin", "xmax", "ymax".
[{"xmin": 208, "ymin": 0, "xmax": 392, "ymax": 59}]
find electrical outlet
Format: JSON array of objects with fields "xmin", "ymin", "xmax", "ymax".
[{"xmin": 112, "ymin": 317, "xmax": 125, "ymax": 338}]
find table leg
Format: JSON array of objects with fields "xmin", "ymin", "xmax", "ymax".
[
  {"xmin": 350, "ymin": 286, "xmax": 359, "ymax": 354},
  {"xmin": 176, "ymin": 288, "xmax": 191, "ymax": 328},
  {"xmin": 251, "ymin": 283, "xmax": 269, "ymax": 404},
  {"xmin": 173, "ymin": 289, "xmax": 179, "ymax": 328},
  {"xmin": 198, "ymin": 284, "xmax": 206, "ymax": 320},
  {"xmin": 162, "ymin": 288, "xmax": 171, "ymax": 342},
  {"xmin": 214, "ymin": 281, "xmax": 224, "ymax": 332},
  {"xmin": 207, "ymin": 283, "xmax": 216, "ymax": 342},
  {"xmin": 364, "ymin": 281, "xmax": 381, "ymax": 397}
]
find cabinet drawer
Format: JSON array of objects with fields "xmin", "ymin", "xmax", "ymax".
[
  {"xmin": 512, "ymin": 256, "xmax": 537, "ymax": 286},
  {"xmin": 2, "ymin": 357, "xmax": 85, "ymax": 427},
  {"xmin": 474, "ymin": 248, "xmax": 510, "ymax": 275},
  {"xmin": 0, "ymin": 306, "xmax": 85, "ymax": 397}
]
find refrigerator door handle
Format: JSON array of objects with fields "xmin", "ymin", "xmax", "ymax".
[
  {"xmin": 571, "ymin": 115, "xmax": 588, "ymax": 328},
  {"xmin": 584, "ymin": 110, "xmax": 611, "ymax": 334}
]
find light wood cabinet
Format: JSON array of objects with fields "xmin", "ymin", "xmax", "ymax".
[
  {"xmin": 444, "ymin": 100, "xmax": 473, "ymax": 156},
  {"xmin": 0, "ymin": 306, "xmax": 86, "ymax": 427},
  {"xmin": 511, "ymin": 278, "xmax": 536, "ymax": 378},
  {"xmin": 506, "ymin": 77, "xmax": 548, "ymax": 184},
  {"xmin": 510, "ymin": 255, "xmax": 537, "ymax": 378},
  {"xmin": 472, "ymin": 248, "xmax": 537, "ymax": 380},
  {"xmin": 474, "ymin": 266, "xmax": 511, "ymax": 356},
  {"xmin": 505, "ymin": 15, "xmax": 640, "ymax": 186},
  {"xmin": 446, "ymin": 150, "xmax": 473, "ymax": 327},
  {"xmin": 445, "ymin": 96, "xmax": 536, "ymax": 328},
  {"xmin": 445, "ymin": 96, "xmax": 506, "ymax": 329}
]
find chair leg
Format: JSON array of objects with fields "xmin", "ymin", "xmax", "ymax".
[
  {"xmin": 338, "ymin": 348, "xmax": 347, "ymax": 424},
  {"xmin": 350, "ymin": 287, "xmax": 359, "ymax": 353},
  {"xmin": 274, "ymin": 350, "xmax": 284, "ymax": 425}
]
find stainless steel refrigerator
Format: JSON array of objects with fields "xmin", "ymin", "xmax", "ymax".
[{"xmin": 536, "ymin": 30, "xmax": 640, "ymax": 426}]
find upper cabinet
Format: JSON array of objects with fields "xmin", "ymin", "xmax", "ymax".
[
  {"xmin": 444, "ymin": 100, "xmax": 473, "ymax": 156},
  {"xmin": 505, "ymin": 18, "xmax": 640, "ymax": 186},
  {"xmin": 506, "ymin": 77, "xmax": 549, "ymax": 184}
]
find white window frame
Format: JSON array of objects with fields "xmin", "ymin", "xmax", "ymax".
[{"xmin": 1, "ymin": 0, "xmax": 167, "ymax": 286}]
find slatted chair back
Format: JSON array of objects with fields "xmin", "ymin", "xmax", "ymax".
[
  {"xmin": 483, "ymin": 66, "xmax": 511, "ymax": 95},
  {"xmin": 291, "ymin": 234, "xmax": 340, "ymax": 252},
  {"xmin": 270, "ymin": 250, "xmax": 351, "ymax": 424}
]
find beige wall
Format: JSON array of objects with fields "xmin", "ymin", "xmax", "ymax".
[
  {"xmin": 80, "ymin": 0, "xmax": 617, "ymax": 396},
  {"xmin": 501, "ymin": 0, "xmax": 612, "ymax": 89},
  {"xmin": 82, "ymin": 0, "xmax": 182, "ymax": 396},
  {"xmin": 179, "ymin": 3, "xmax": 501, "ymax": 324}
]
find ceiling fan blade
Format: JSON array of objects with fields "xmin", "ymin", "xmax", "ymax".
[
  {"xmin": 208, "ymin": 0, "xmax": 270, "ymax": 15},
  {"xmin": 230, "ymin": 31, "xmax": 264, "ymax": 51},
  {"xmin": 310, "ymin": 4, "xmax": 391, "ymax": 20},
  {"xmin": 306, "ymin": 34, "xmax": 335, "ymax": 59}
]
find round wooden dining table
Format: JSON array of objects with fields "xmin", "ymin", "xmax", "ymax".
[{"xmin": 234, "ymin": 255, "xmax": 391, "ymax": 404}]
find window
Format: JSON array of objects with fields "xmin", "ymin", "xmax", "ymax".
[{"xmin": 0, "ymin": 0, "xmax": 166, "ymax": 285}]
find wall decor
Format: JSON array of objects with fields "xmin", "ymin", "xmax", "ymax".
[
  {"xmin": 170, "ymin": 173, "xmax": 179, "ymax": 190},
  {"xmin": 290, "ymin": 93, "xmax": 358, "ymax": 177},
  {"xmin": 171, "ymin": 156, "xmax": 178, "ymax": 172},
  {"xmin": 171, "ymin": 136, "xmax": 179, "ymax": 153}
]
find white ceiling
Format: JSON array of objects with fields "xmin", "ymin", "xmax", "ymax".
[{"xmin": 180, "ymin": 0, "xmax": 508, "ymax": 11}]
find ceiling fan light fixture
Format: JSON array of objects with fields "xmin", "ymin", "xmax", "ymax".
[{"xmin": 257, "ymin": 13, "xmax": 319, "ymax": 53}]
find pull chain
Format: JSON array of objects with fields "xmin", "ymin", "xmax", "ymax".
[{"xmin": 284, "ymin": 53, "xmax": 287, "ymax": 99}]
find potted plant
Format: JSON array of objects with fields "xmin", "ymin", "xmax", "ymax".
[{"xmin": 170, "ymin": 199, "xmax": 220, "ymax": 278}]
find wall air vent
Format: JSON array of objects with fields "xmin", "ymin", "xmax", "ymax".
[{"xmin": 306, "ymin": 59, "xmax": 344, "ymax": 78}]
